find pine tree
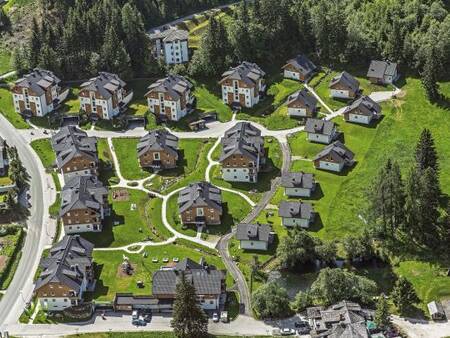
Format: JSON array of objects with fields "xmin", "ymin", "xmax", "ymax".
[
  {"xmin": 374, "ymin": 296, "xmax": 391, "ymax": 330},
  {"xmin": 11, "ymin": 46, "xmax": 29, "ymax": 76},
  {"xmin": 415, "ymin": 129, "xmax": 439, "ymax": 173},
  {"xmin": 421, "ymin": 47, "xmax": 440, "ymax": 101},
  {"xmin": 419, "ymin": 167, "xmax": 441, "ymax": 244},
  {"xmin": 101, "ymin": 25, "xmax": 132, "ymax": 78},
  {"xmin": 171, "ymin": 272, "xmax": 208, "ymax": 338},
  {"xmin": 29, "ymin": 18, "xmax": 41, "ymax": 68},
  {"xmin": 391, "ymin": 277, "xmax": 419, "ymax": 313},
  {"xmin": 404, "ymin": 167, "xmax": 422, "ymax": 241}
]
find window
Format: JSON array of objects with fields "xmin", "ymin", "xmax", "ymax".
[
  {"xmin": 153, "ymin": 152, "xmax": 160, "ymax": 160},
  {"xmin": 196, "ymin": 208, "xmax": 204, "ymax": 217}
]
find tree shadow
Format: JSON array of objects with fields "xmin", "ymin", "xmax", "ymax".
[
  {"xmin": 83, "ymin": 263, "xmax": 109, "ymax": 301},
  {"xmin": 308, "ymin": 212, "xmax": 324, "ymax": 232},
  {"xmin": 205, "ymin": 203, "xmax": 232, "ymax": 236}
]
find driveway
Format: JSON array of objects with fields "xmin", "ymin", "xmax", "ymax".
[{"xmin": 392, "ymin": 316, "xmax": 450, "ymax": 338}]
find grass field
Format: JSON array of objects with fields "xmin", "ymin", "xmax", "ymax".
[
  {"xmin": 30, "ymin": 138, "xmax": 55, "ymax": 169},
  {"xmin": 65, "ymin": 332, "xmax": 268, "ymax": 338},
  {"xmin": 82, "ymin": 189, "xmax": 154, "ymax": 248},
  {"xmin": 0, "ymin": 87, "xmax": 29, "ymax": 129},
  {"xmin": 0, "ymin": 50, "xmax": 11, "ymax": 75},
  {"xmin": 236, "ymin": 78, "xmax": 304, "ymax": 130},
  {"xmin": 112, "ymin": 138, "xmax": 150, "ymax": 181},
  {"xmin": 194, "ymin": 83, "xmax": 233, "ymax": 122},
  {"xmin": 90, "ymin": 243, "xmax": 227, "ymax": 301},
  {"xmin": 0, "ymin": 227, "xmax": 24, "ymax": 289},
  {"xmin": 145, "ymin": 197, "xmax": 173, "ymax": 240}
]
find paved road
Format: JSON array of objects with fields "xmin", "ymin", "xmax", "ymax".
[
  {"xmin": 0, "ymin": 71, "xmax": 16, "ymax": 81},
  {"xmin": 0, "ymin": 114, "xmax": 55, "ymax": 327},
  {"xmin": 392, "ymin": 316, "xmax": 450, "ymax": 338}
]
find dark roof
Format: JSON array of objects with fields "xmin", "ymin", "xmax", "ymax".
[
  {"xmin": 343, "ymin": 95, "xmax": 381, "ymax": 117},
  {"xmin": 80, "ymin": 72, "xmax": 126, "ymax": 99},
  {"xmin": 367, "ymin": 60, "xmax": 397, "ymax": 78},
  {"xmin": 14, "ymin": 68, "xmax": 60, "ymax": 96},
  {"xmin": 60, "ymin": 175, "xmax": 108, "ymax": 216},
  {"xmin": 35, "ymin": 235, "xmax": 94, "ymax": 293},
  {"xmin": 221, "ymin": 61, "xmax": 265, "ymax": 87},
  {"xmin": 329, "ymin": 71, "xmax": 360, "ymax": 93},
  {"xmin": 287, "ymin": 89, "xmax": 318, "ymax": 109},
  {"xmin": 145, "ymin": 74, "xmax": 192, "ymax": 100},
  {"xmin": 149, "ymin": 28, "xmax": 189, "ymax": 42},
  {"xmin": 137, "ymin": 129, "xmax": 179, "ymax": 158},
  {"xmin": 304, "ymin": 118, "xmax": 336, "ymax": 136},
  {"xmin": 313, "ymin": 141, "xmax": 354, "ymax": 164},
  {"xmin": 152, "ymin": 258, "xmax": 225, "ymax": 296},
  {"xmin": 278, "ymin": 201, "xmax": 314, "ymax": 220},
  {"xmin": 283, "ymin": 55, "xmax": 317, "ymax": 75},
  {"xmin": 220, "ymin": 122, "xmax": 264, "ymax": 162},
  {"xmin": 178, "ymin": 182, "xmax": 222, "ymax": 214},
  {"xmin": 326, "ymin": 322, "xmax": 369, "ymax": 338},
  {"xmin": 51, "ymin": 126, "xmax": 98, "ymax": 169},
  {"xmin": 0, "ymin": 136, "xmax": 6, "ymax": 171},
  {"xmin": 236, "ymin": 223, "xmax": 272, "ymax": 242},
  {"xmin": 281, "ymin": 172, "xmax": 315, "ymax": 189}
]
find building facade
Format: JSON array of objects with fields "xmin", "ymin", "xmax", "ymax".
[
  {"xmin": 278, "ymin": 201, "xmax": 315, "ymax": 228},
  {"xmin": 220, "ymin": 62, "xmax": 266, "ymax": 108},
  {"xmin": 11, "ymin": 68, "xmax": 64, "ymax": 117},
  {"xmin": 343, "ymin": 95, "xmax": 382, "ymax": 125},
  {"xmin": 236, "ymin": 223, "xmax": 272, "ymax": 251},
  {"xmin": 137, "ymin": 130, "xmax": 179, "ymax": 170},
  {"xmin": 281, "ymin": 172, "xmax": 316, "ymax": 198},
  {"xmin": 367, "ymin": 60, "xmax": 398, "ymax": 85},
  {"xmin": 79, "ymin": 72, "xmax": 132, "ymax": 120},
  {"xmin": 329, "ymin": 71, "xmax": 360, "ymax": 99},
  {"xmin": 282, "ymin": 55, "xmax": 317, "ymax": 81},
  {"xmin": 304, "ymin": 118, "xmax": 337, "ymax": 144},
  {"xmin": 145, "ymin": 75, "xmax": 194, "ymax": 121},
  {"xmin": 286, "ymin": 89, "xmax": 318, "ymax": 117},
  {"xmin": 313, "ymin": 141, "xmax": 355, "ymax": 173},
  {"xmin": 150, "ymin": 28, "xmax": 189, "ymax": 64},
  {"xmin": 219, "ymin": 122, "xmax": 265, "ymax": 183}
]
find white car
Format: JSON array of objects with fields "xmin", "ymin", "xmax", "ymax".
[
  {"xmin": 280, "ymin": 328, "xmax": 296, "ymax": 336},
  {"xmin": 212, "ymin": 312, "xmax": 219, "ymax": 322}
]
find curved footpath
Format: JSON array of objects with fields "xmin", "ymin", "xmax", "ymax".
[{"xmin": 0, "ymin": 114, "xmax": 55, "ymax": 327}]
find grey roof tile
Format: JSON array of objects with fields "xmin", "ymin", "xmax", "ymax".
[
  {"xmin": 137, "ymin": 129, "xmax": 179, "ymax": 158},
  {"xmin": 178, "ymin": 182, "xmax": 222, "ymax": 214}
]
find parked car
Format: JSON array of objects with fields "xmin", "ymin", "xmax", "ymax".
[
  {"xmin": 212, "ymin": 312, "xmax": 220, "ymax": 322},
  {"xmin": 220, "ymin": 311, "xmax": 229, "ymax": 323},
  {"xmin": 280, "ymin": 328, "xmax": 296, "ymax": 336},
  {"xmin": 143, "ymin": 314, "xmax": 152, "ymax": 323},
  {"xmin": 132, "ymin": 318, "xmax": 146, "ymax": 326},
  {"xmin": 132, "ymin": 310, "xmax": 139, "ymax": 320}
]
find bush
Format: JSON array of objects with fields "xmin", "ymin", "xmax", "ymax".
[{"xmin": 252, "ymin": 282, "xmax": 292, "ymax": 319}]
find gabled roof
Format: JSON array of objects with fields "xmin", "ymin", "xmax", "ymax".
[
  {"xmin": 278, "ymin": 201, "xmax": 314, "ymax": 220},
  {"xmin": 236, "ymin": 223, "xmax": 272, "ymax": 243},
  {"xmin": 178, "ymin": 182, "xmax": 222, "ymax": 214},
  {"xmin": 283, "ymin": 55, "xmax": 316, "ymax": 75},
  {"xmin": 313, "ymin": 141, "xmax": 355, "ymax": 164},
  {"xmin": 60, "ymin": 175, "xmax": 108, "ymax": 216},
  {"xmin": 329, "ymin": 71, "xmax": 360, "ymax": 93},
  {"xmin": 367, "ymin": 60, "xmax": 397, "ymax": 78},
  {"xmin": 287, "ymin": 89, "xmax": 318, "ymax": 109},
  {"xmin": 145, "ymin": 74, "xmax": 192, "ymax": 100},
  {"xmin": 281, "ymin": 172, "xmax": 315, "ymax": 189},
  {"xmin": 137, "ymin": 129, "xmax": 179, "ymax": 158},
  {"xmin": 149, "ymin": 28, "xmax": 189, "ymax": 42},
  {"xmin": 80, "ymin": 72, "xmax": 126, "ymax": 99},
  {"xmin": 51, "ymin": 126, "xmax": 98, "ymax": 169},
  {"xmin": 35, "ymin": 235, "xmax": 94, "ymax": 293},
  {"xmin": 152, "ymin": 258, "xmax": 225, "ymax": 296},
  {"xmin": 326, "ymin": 322, "xmax": 369, "ymax": 338},
  {"xmin": 304, "ymin": 118, "xmax": 336, "ymax": 136},
  {"xmin": 220, "ymin": 122, "xmax": 264, "ymax": 162},
  {"xmin": 343, "ymin": 95, "xmax": 381, "ymax": 117},
  {"xmin": 14, "ymin": 68, "xmax": 60, "ymax": 96},
  {"xmin": 220, "ymin": 61, "xmax": 265, "ymax": 87}
]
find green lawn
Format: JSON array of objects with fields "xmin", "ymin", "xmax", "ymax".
[
  {"xmin": 145, "ymin": 198, "xmax": 173, "ymax": 240},
  {"xmin": 64, "ymin": 333, "xmax": 268, "ymax": 338},
  {"xmin": 59, "ymin": 87, "xmax": 81, "ymax": 114},
  {"xmin": 236, "ymin": 78, "xmax": 304, "ymax": 130},
  {"xmin": 127, "ymin": 79, "xmax": 153, "ymax": 117},
  {"xmin": 211, "ymin": 137, "xmax": 282, "ymax": 203},
  {"xmin": 0, "ymin": 87, "xmax": 29, "ymax": 129},
  {"xmin": 30, "ymin": 138, "xmax": 55, "ymax": 168},
  {"xmin": 166, "ymin": 189, "xmax": 252, "ymax": 239},
  {"xmin": 288, "ymin": 132, "xmax": 325, "ymax": 159},
  {"xmin": 194, "ymin": 84, "xmax": 233, "ymax": 122},
  {"xmin": 111, "ymin": 138, "xmax": 150, "ymax": 181},
  {"xmin": 0, "ymin": 50, "xmax": 11, "ymax": 75},
  {"xmin": 3, "ymin": 0, "xmax": 35, "ymax": 12},
  {"xmin": 0, "ymin": 227, "xmax": 24, "ymax": 289},
  {"xmin": 311, "ymin": 71, "xmax": 348, "ymax": 111},
  {"xmin": 97, "ymin": 138, "xmax": 118, "ymax": 186},
  {"xmin": 82, "ymin": 189, "xmax": 156, "ymax": 248},
  {"xmin": 90, "ymin": 243, "xmax": 227, "ymax": 301}
]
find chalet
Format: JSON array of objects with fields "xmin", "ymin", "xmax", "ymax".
[
  {"xmin": 282, "ymin": 55, "xmax": 317, "ymax": 81},
  {"xmin": 329, "ymin": 71, "xmax": 360, "ymax": 99},
  {"xmin": 307, "ymin": 301, "xmax": 372, "ymax": 338},
  {"xmin": 313, "ymin": 141, "xmax": 355, "ymax": 173},
  {"xmin": 286, "ymin": 89, "xmax": 318, "ymax": 117},
  {"xmin": 219, "ymin": 122, "xmax": 265, "ymax": 183},
  {"xmin": 137, "ymin": 130, "xmax": 179, "ymax": 170},
  {"xmin": 60, "ymin": 175, "xmax": 108, "ymax": 234},
  {"xmin": 145, "ymin": 75, "xmax": 194, "ymax": 122},
  {"xmin": 11, "ymin": 68, "xmax": 64, "ymax": 117},
  {"xmin": 34, "ymin": 235, "xmax": 95, "ymax": 311},
  {"xmin": 51, "ymin": 126, "xmax": 98, "ymax": 180},
  {"xmin": 343, "ymin": 95, "xmax": 382, "ymax": 125},
  {"xmin": 79, "ymin": 72, "xmax": 132, "ymax": 120},
  {"xmin": 178, "ymin": 182, "xmax": 222, "ymax": 226},
  {"xmin": 149, "ymin": 28, "xmax": 189, "ymax": 64},
  {"xmin": 304, "ymin": 118, "xmax": 337, "ymax": 144},
  {"xmin": 367, "ymin": 60, "xmax": 398, "ymax": 85},
  {"xmin": 152, "ymin": 258, "xmax": 226, "ymax": 310},
  {"xmin": 236, "ymin": 223, "xmax": 273, "ymax": 251},
  {"xmin": 278, "ymin": 201, "xmax": 315, "ymax": 228},
  {"xmin": 220, "ymin": 62, "xmax": 266, "ymax": 108},
  {"xmin": 281, "ymin": 172, "xmax": 316, "ymax": 198}
]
